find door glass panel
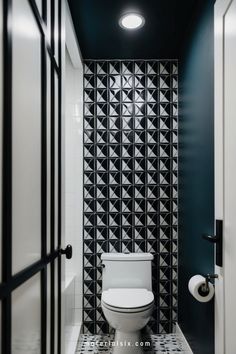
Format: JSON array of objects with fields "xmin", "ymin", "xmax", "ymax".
[
  {"xmin": 12, "ymin": 0, "xmax": 41, "ymax": 273},
  {"xmin": 12, "ymin": 274, "xmax": 41, "ymax": 353},
  {"xmin": 35, "ymin": 0, "xmax": 42, "ymax": 15},
  {"xmin": 0, "ymin": 0, "xmax": 3, "ymax": 282},
  {"xmin": 47, "ymin": 265, "xmax": 51, "ymax": 354},
  {"xmin": 47, "ymin": 55, "xmax": 51, "ymax": 254},
  {"xmin": 46, "ymin": 0, "xmax": 51, "ymax": 43},
  {"xmin": 54, "ymin": 73, "xmax": 59, "ymax": 250},
  {"xmin": 54, "ymin": 0, "xmax": 59, "ymax": 64}
]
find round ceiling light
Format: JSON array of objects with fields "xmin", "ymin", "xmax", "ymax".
[{"xmin": 119, "ymin": 13, "xmax": 145, "ymax": 30}]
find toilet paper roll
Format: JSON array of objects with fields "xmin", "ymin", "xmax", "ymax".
[{"xmin": 188, "ymin": 275, "xmax": 215, "ymax": 303}]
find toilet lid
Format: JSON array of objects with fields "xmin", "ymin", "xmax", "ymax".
[{"xmin": 102, "ymin": 288, "xmax": 154, "ymax": 309}]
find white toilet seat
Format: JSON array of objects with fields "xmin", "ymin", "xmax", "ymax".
[
  {"xmin": 102, "ymin": 288, "xmax": 154, "ymax": 313},
  {"xmin": 102, "ymin": 300, "xmax": 153, "ymax": 314}
]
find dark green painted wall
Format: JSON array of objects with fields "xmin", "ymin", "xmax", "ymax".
[{"xmin": 178, "ymin": 2, "xmax": 215, "ymax": 353}]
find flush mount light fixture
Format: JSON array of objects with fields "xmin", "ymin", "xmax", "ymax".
[{"xmin": 119, "ymin": 13, "xmax": 145, "ymax": 30}]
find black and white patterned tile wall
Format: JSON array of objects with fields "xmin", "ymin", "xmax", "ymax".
[{"xmin": 83, "ymin": 60, "xmax": 178, "ymax": 335}]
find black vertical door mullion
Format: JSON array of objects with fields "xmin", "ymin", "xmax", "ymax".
[
  {"xmin": 41, "ymin": 269, "xmax": 47, "ymax": 353},
  {"xmin": 42, "ymin": 0, "xmax": 46, "ymax": 22}
]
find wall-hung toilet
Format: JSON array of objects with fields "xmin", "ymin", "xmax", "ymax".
[{"xmin": 101, "ymin": 253, "xmax": 154, "ymax": 354}]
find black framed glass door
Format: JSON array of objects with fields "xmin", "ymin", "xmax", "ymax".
[{"xmin": 0, "ymin": 0, "xmax": 63, "ymax": 353}]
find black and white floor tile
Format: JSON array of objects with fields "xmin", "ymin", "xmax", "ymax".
[{"xmin": 76, "ymin": 334, "xmax": 191, "ymax": 354}]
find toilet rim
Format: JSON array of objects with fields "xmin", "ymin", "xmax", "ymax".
[{"xmin": 101, "ymin": 299, "xmax": 154, "ymax": 314}]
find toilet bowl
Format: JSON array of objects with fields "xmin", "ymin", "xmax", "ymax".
[{"xmin": 101, "ymin": 253, "xmax": 154, "ymax": 354}]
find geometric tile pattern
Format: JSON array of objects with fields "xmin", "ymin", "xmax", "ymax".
[
  {"xmin": 76, "ymin": 334, "xmax": 190, "ymax": 354},
  {"xmin": 83, "ymin": 60, "xmax": 178, "ymax": 334}
]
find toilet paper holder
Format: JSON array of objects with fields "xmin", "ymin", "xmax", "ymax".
[{"xmin": 201, "ymin": 274, "xmax": 218, "ymax": 293}]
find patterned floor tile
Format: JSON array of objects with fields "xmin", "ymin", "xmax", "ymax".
[{"xmin": 76, "ymin": 333, "xmax": 188, "ymax": 353}]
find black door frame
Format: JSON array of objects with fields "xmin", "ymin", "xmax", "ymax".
[{"xmin": 0, "ymin": 0, "xmax": 62, "ymax": 353}]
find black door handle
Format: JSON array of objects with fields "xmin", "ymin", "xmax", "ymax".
[
  {"xmin": 202, "ymin": 234, "xmax": 219, "ymax": 243},
  {"xmin": 202, "ymin": 220, "xmax": 223, "ymax": 267},
  {"xmin": 60, "ymin": 244, "xmax": 73, "ymax": 259}
]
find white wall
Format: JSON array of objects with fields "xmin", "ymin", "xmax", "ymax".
[{"xmin": 65, "ymin": 47, "xmax": 83, "ymax": 326}]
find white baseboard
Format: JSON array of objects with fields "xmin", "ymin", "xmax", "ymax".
[{"xmin": 176, "ymin": 323, "xmax": 194, "ymax": 354}]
